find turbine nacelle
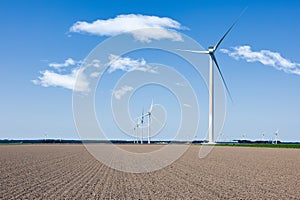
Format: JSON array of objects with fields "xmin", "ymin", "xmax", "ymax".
[{"xmin": 208, "ymin": 46, "xmax": 215, "ymax": 53}]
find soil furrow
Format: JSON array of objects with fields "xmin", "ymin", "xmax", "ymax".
[{"xmin": 1, "ymin": 145, "xmax": 299, "ymax": 199}]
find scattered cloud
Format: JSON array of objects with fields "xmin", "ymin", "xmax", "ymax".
[
  {"xmin": 113, "ymin": 85, "xmax": 133, "ymax": 100},
  {"xmin": 32, "ymin": 68, "xmax": 89, "ymax": 92},
  {"xmin": 175, "ymin": 82, "xmax": 186, "ymax": 87},
  {"xmin": 108, "ymin": 54, "xmax": 157, "ymax": 74},
  {"xmin": 33, "ymin": 58, "xmax": 107, "ymax": 92},
  {"xmin": 221, "ymin": 46, "xmax": 300, "ymax": 75},
  {"xmin": 69, "ymin": 14, "xmax": 184, "ymax": 42},
  {"xmin": 33, "ymin": 54, "xmax": 156, "ymax": 92},
  {"xmin": 90, "ymin": 71, "xmax": 101, "ymax": 78},
  {"xmin": 81, "ymin": 59, "xmax": 101, "ymax": 68},
  {"xmin": 49, "ymin": 58, "xmax": 77, "ymax": 69},
  {"xmin": 183, "ymin": 103, "xmax": 191, "ymax": 108},
  {"xmin": 91, "ymin": 59, "xmax": 101, "ymax": 68}
]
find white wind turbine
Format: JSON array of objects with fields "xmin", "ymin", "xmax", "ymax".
[
  {"xmin": 274, "ymin": 129, "xmax": 279, "ymax": 144},
  {"xmin": 135, "ymin": 108, "xmax": 146, "ymax": 144},
  {"xmin": 134, "ymin": 125, "xmax": 139, "ymax": 144},
  {"xmin": 145, "ymin": 100, "xmax": 153, "ymax": 144},
  {"xmin": 132, "ymin": 117, "xmax": 142, "ymax": 144},
  {"xmin": 242, "ymin": 133, "xmax": 246, "ymax": 140},
  {"xmin": 137, "ymin": 119, "xmax": 142, "ymax": 144},
  {"xmin": 137, "ymin": 99, "xmax": 154, "ymax": 144},
  {"xmin": 44, "ymin": 132, "xmax": 48, "ymax": 141},
  {"xmin": 261, "ymin": 131, "xmax": 266, "ymax": 141},
  {"xmin": 131, "ymin": 126, "xmax": 138, "ymax": 143},
  {"xmin": 178, "ymin": 9, "xmax": 246, "ymax": 144}
]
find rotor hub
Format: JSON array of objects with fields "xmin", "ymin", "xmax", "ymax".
[{"xmin": 208, "ymin": 46, "xmax": 215, "ymax": 53}]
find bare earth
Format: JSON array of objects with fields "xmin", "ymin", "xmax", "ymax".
[{"xmin": 0, "ymin": 144, "xmax": 299, "ymax": 199}]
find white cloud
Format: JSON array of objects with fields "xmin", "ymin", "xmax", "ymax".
[
  {"xmin": 221, "ymin": 46, "xmax": 300, "ymax": 75},
  {"xmin": 82, "ymin": 59, "xmax": 101, "ymax": 68},
  {"xmin": 113, "ymin": 85, "xmax": 133, "ymax": 100},
  {"xmin": 183, "ymin": 103, "xmax": 191, "ymax": 108},
  {"xmin": 91, "ymin": 59, "xmax": 101, "ymax": 68},
  {"xmin": 33, "ymin": 58, "xmax": 105, "ymax": 92},
  {"xmin": 175, "ymin": 82, "xmax": 186, "ymax": 87},
  {"xmin": 32, "ymin": 68, "xmax": 89, "ymax": 92},
  {"xmin": 132, "ymin": 28, "xmax": 182, "ymax": 43},
  {"xmin": 90, "ymin": 71, "xmax": 101, "ymax": 78},
  {"xmin": 49, "ymin": 58, "xmax": 77, "ymax": 69},
  {"xmin": 33, "ymin": 54, "xmax": 156, "ymax": 93},
  {"xmin": 69, "ymin": 14, "xmax": 184, "ymax": 42},
  {"xmin": 33, "ymin": 54, "xmax": 156, "ymax": 92},
  {"xmin": 108, "ymin": 54, "xmax": 157, "ymax": 74}
]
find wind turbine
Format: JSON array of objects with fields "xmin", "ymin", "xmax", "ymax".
[
  {"xmin": 134, "ymin": 117, "xmax": 142, "ymax": 144},
  {"xmin": 131, "ymin": 127, "xmax": 136, "ymax": 143},
  {"xmin": 242, "ymin": 133, "xmax": 246, "ymax": 140},
  {"xmin": 261, "ymin": 131, "xmax": 265, "ymax": 141},
  {"xmin": 137, "ymin": 99, "xmax": 154, "ymax": 144},
  {"xmin": 274, "ymin": 129, "xmax": 279, "ymax": 144},
  {"xmin": 177, "ymin": 9, "xmax": 247, "ymax": 144},
  {"xmin": 44, "ymin": 132, "xmax": 48, "ymax": 142},
  {"xmin": 135, "ymin": 109, "xmax": 146, "ymax": 144}
]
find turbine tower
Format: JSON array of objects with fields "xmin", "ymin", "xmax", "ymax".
[
  {"xmin": 135, "ymin": 117, "xmax": 142, "ymax": 144},
  {"xmin": 146, "ymin": 99, "xmax": 153, "ymax": 144},
  {"xmin": 132, "ymin": 126, "xmax": 137, "ymax": 143},
  {"xmin": 178, "ymin": 9, "xmax": 246, "ymax": 144},
  {"xmin": 138, "ymin": 123, "xmax": 142, "ymax": 144},
  {"xmin": 140, "ymin": 109, "xmax": 144, "ymax": 144}
]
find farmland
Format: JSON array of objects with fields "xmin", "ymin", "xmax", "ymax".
[{"xmin": 1, "ymin": 144, "xmax": 299, "ymax": 199}]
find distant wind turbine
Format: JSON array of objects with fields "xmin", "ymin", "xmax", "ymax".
[
  {"xmin": 138, "ymin": 122, "xmax": 142, "ymax": 144},
  {"xmin": 242, "ymin": 133, "xmax": 246, "ymax": 140},
  {"xmin": 274, "ymin": 129, "xmax": 279, "ymax": 144},
  {"xmin": 44, "ymin": 132, "xmax": 48, "ymax": 141},
  {"xmin": 137, "ymin": 99, "xmax": 154, "ymax": 144},
  {"xmin": 145, "ymin": 99, "xmax": 153, "ymax": 144},
  {"xmin": 261, "ymin": 131, "xmax": 265, "ymax": 141},
  {"xmin": 133, "ymin": 117, "xmax": 142, "ymax": 144},
  {"xmin": 178, "ymin": 8, "xmax": 247, "ymax": 144}
]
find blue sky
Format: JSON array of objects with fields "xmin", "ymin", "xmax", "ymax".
[{"xmin": 0, "ymin": 0, "xmax": 300, "ymax": 141}]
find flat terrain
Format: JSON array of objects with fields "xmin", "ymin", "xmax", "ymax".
[{"xmin": 1, "ymin": 144, "xmax": 299, "ymax": 199}]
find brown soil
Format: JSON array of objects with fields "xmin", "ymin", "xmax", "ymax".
[{"xmin": 0, "ymin": 144, "xmax": 299, "ymax": 199}]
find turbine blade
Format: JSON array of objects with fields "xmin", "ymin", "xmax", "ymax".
[
  {"xmin": 211, "ymin": 54, "xmax": 233, "ymax": 102},
  {"xmin": 149, "ymin": 98, "xmax": 153, "ymax": 112},
  {"xmin": 177, "ymin": 49, "xmax": 209, "ymax": 54},
  {"xmin": 141, "ymin": 108, "xmax": 144, "ymax": 123},
  {"xmin": 214, "ymin": 7, "xmax": 248, "ymax": 50}
]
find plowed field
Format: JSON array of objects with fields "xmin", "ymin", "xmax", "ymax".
[{"xmin": 1, "ymin": 145, "xmax": 299, "ymax": 199}]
